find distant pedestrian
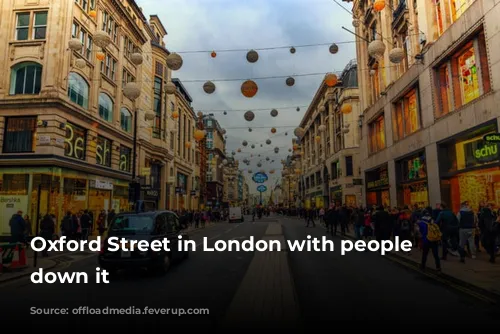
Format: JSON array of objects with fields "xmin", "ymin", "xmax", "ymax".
[{"xmin": 418, "ymin": 207, "xmax": 441, "ymax": 272}]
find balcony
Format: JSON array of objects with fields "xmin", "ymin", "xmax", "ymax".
[{"xmin": 392, "ymin": 0, "xmax": 408, "ymax": 30}]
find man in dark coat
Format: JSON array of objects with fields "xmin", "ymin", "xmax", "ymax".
[{"xmin": 373, "ymin": 206, "xmax": 391, "ymax": 242}]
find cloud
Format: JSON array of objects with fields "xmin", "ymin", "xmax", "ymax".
[{"xmin": 137, "ymin": 0, "xmax": 354, "ymax": 193}]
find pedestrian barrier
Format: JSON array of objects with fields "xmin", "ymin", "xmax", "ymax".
[{"xmin": 0, "ymin": 243, "xmax": 28, "ymax": 272}]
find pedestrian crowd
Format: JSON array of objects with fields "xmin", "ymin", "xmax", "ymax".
[{"xmin": 297, "ymin": 201, "xmax": 500, "ymax": 271}]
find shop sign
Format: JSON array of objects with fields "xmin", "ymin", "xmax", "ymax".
[
  {"xmin": 145, "ymin": 189, "xmax": 159, "ymax": 198},
  {"xmin": 484, "ymin": 133, "xmax": 500, "ymax": 142},
  {"xmin": 353, "ymin": 178, "xmax": 363, "ymax": 185},
  {"xmin": 94, "ymin": 179, "xmax": 113, "ymax": 190},
  {"xmin": 257, "ymin": 185, "xmax": 267, "ymax": 193},
  {"xmin": 96, "ymin": 136, "xmax": 112, "ymax": 167},
  {"xmin": 64, "ymin": 123, "xmax": 86, "ymax": 160},
  {"xmin": 141, "ymin": 167, "xmax": 151, "ymax": 176},
  {"xmin": 465, "ymin": 139, "xmax": 500, "ymax": 164},
  {"xmin": 119, "ymin": 146, "xmax": 131, "ymax": 172},
  {"xmin": 367, "ymin": 178, "xmax": 389, "ymax": 189}
]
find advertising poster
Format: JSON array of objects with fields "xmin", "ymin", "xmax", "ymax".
[{"xmin": 0, "ymin": 195, "xmax": 29, "ymax": 235}]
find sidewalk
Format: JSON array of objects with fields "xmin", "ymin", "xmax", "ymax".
[
  {"xmin": 0, "ymin": 249, "xmax": 58, "ymax": 284},
  {"xmin": 341, "ymin": 227, "xmax": 500, "ymax": 300}
]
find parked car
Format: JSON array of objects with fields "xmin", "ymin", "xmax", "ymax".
[{"xmin": 98, "ymin": 210, "xmax": 189, "ymax": 275}]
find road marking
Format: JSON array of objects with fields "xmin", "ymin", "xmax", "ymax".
[{"xmin": 209, "ymin": 234, "xmax": 222, "ymax": 240}]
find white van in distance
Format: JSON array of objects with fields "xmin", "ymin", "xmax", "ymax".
[{"xmin": 229, "ymin": 207, "xmax": 244, "ymax": 223}]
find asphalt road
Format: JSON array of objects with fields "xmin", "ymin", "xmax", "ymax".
[{"xmin": 1, "ymin": 214, "xmax": 499, "ymax": 330}]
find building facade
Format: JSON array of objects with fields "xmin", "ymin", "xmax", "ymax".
[
  {"xmin": 297, "ymin": 60, "xmax": 363, "ymax": 209},
  {"xmin": 204, "ymin": 114, "xmax": 225, "ymax": 208},
  {"xmin": 196, "ymin": 113, "xmax": 207, "ymax": 209},
  {"xmin": 170, "ymin": 78, "xmax": 197, "ymax": 211},
  {"xmin": 223, "ymin": 157, "xmax": 238, "ymax": 205},
  {"xmin": 348, "ymin": 0, "xmax": 500, "ymax": 212},
  {"xmin": 0, "ymin": 0, "xmax": 178, "ymax": 235}
]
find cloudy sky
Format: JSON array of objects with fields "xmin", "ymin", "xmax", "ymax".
[{"xmin": 137, "ymin": 0, "xmax": 355, "ymax": 195}]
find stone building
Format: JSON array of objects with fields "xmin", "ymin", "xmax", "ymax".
[
  {"xmin": 170, "ymin": 78, "xmax": 197, "ymax": 211},
  {"xmin": 204, "ymin": 113, "xmax": 226, "ymax": 208},
  {"xmin": 223, "ymin": 157, "xmax": 239, "ymax": 205},
  {"xmin": 347, "ymin": 0, "xmax": 500, "ymax": 212},
  {"xmin": 0, "ymin": 0, "xmax": 176, "ymax": 235},
  {"xmin": 297, "ymin": 60, "xmax": 363, "ymax": 209}
]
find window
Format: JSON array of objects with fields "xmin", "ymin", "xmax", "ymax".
[
  {"xmin": 124, "ymin": 36, "xmax": 138, "ymax": 59},
  {"xmin": 331, "ymin": 161, "xmax": 339, "ymax": 179},
  {"xmin": 68, "ymin": 72, "xmax": 89, "ymax": 109},
  {"xmin": 100, "ymin": 53, "xmax": 117, "ymax": 80},
  {"xmin": 10, "ymin": 62, "xmax": 42, "ymax": 95},
  {"xmin": 435, "ymin": 0, "xmax": 474, "ymax": 36},
  {"xmin": 206, "ymin": 132, "xmax": 213, "ymax": 139},
  {"xmin": 170, "ymin": 131, "xmax": 175, "ymax": 150},
  {"xmin": 170, "ymin": 101, "xmax": 175, "ymax": 111},
  {"xmin": 153, "ymin": 76, "xmax": 162, "ymax": 138},
  {"xmin": 75, "ymin": 0, "xmax": 96, "ymax": 14},
  {"xmin": 206, "ymin": 120, "xmax": 213, "ymax": 127},
  {"xmin": 392, "ymin": 87, "xmax": 420, "ymax": 141},
  {"xmin": 15, "ymin": 11, "xmax": 47, "ymax": 41},
  {"xmin": 102, "ymin": 11, "xmax": 117, "ymax": 43},
  {"xmin": 3, "ymin": 117, "xmax": 36, "ymax": 153},
  {"xmin": 435, "ymin": 31, "xmax": 491, "ymax": 117},
  {"xmin": 71, "ymin": 21, "xmax": 93, "ymax": 60},
  {"xmin": 96, "ymin": 136, "xmax": 112, "ymax": 167},
  {"xmin": 206, "ymin": 140, "xmax": 213, "ymax": 149},
  {"xmin": 119, "ymin": 146, "xmax": 131, "ymax": 172},
  {"xmin": 369, "ymin": 114, "xmax": 385, "ymax": 154},
  {"xmin": 122, "ymin": 69, "xmax": 135, "ymax": 88},
  {"xmin": 345, "ymin": 156, "xmax": 353, "ymax": 176},
  {"xmin": 120, "ymin": 108, "xmax": 132, "ymax": 133},
  {"xmin": 155, "ymin": 61, "xmax": 164, "ymax": 77},
  {"xmin": 98, "ymin": 93, "xmax": 113, "ymax": 122}
]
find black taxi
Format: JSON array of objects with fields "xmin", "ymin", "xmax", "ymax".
[{"xmin": 98, "ymin": 210, "xmax": 189, "ymax": 275}]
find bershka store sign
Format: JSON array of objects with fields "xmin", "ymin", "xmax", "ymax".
[{"xmin": 64, "ymin": 123, "xmax": 86, "ymax": 160}]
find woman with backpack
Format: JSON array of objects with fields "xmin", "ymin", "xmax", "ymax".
[
  {"xmin": 418, "ymin": 207, "xmax": 442, "ymax": 272},
  {"xmin": 479, "ymin": 203, "xmax": 499, "ymax": 263}
]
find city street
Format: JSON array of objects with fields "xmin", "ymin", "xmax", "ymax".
[{"xmin": 1, "ymin": 215, "xmax": 499, "ymax": 329}]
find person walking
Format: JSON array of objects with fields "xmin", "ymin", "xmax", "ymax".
[
  {"xmin": 435, "ymin": 202, "xmax": 459, "ymax": 260},
  {"xmin": 418, "ymin": 207, "xmax": 442, "ymax": 272},
  {"xmin": 9, "ymin": 210, "xmax": 26, "ymax": 244},
  {"xmin": 479, "ymin": 203, "xmax": 499, "ymax": 263},
  {"xmin": 39, "ymin": 214, "xmax": 55, "ymax": 257},
  {"xmin": 457, "ymin": 201, "xmax": 477, "ymax": 263}
]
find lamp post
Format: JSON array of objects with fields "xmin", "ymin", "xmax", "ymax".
[{"xmin": 123, "ymin": 82, "xmax": 142, "ymax": 210}]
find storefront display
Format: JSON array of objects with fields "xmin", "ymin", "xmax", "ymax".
[
  {"xmin": 439, "ymin": 122, "xmax": 500, "ymax": 212},
  {"xmin": 345, "ymin": 195, "xmax": 356, "ymax": 207},
  {"xmin": 396, "ymin": 152, "xmax": 428, "ymax": 208},
  {"xmin": 365, "ymin": 165, "xmax": 390, "ymax": 207},
  {"xmin": 330, "ymin": 185, "xmax": 342, "ymax": 206},
  {"xmin": 0, "ymin": 167, "xmax": 130, "ymax": 236}
]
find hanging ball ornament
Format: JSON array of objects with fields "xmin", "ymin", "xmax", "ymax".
[
  {"xmin": 89, "ymin": 10, "xmax": 97, "ymax": 19},
  {"xmin": 68, "ymin": 38, "xmax": 83, "ymax": 51},
  {"xmin": 285, "ymin": 132, "xmax": 288, "ymax": 136},
  {"xmin": 166, "ymin": 52, "xmax": 183, "ymax": 70},
  {"xmin": 368, "ymin": 39, "xmax": 386, "ymax": 60},
  {"xmin": 296, "ymin": 107, "xmax": 300, "ymax": 112},
  {"xmin": 242, "ymin": 140, "xmax": 248, "ymax": 146},
  {"xmin": 289, "ymin": 148, "xmax": 292, "ymax": 152},
  {"xmin": 223, "ymin": 111, "xmax": 227, "ymax": 115},
  {"xmin": 246, "ymin": 49, "xmax": 259, "ymax": 63},
  {"xmin": 130, "ymin": 53, "xmax": 144, "ymax": 65},
  {"xmin": 271, "ymin": 127, "xmax": 277, "ymax": 134},
  {"xmin": 211, "ymin": 51, "xmax": 217, "ymax": 58},
  {"xmin": 244, "ymin": 110, "xmax": 255, "ymax": 122},
  {"xmin": 286, "ymin": 77, "xmax": 295, "ymax": 87},
  {"xmin": 270, "ymin": 109, "xmax": 278, "ymax": 117},
  {"xmin": 232, "ymin": 151, "xmax": 236, "ymax": 156},
  {"xmin": 96, "ymin": 51, "xmax": 106, "ymax": 61},
  {"xmin": 274, "ymin": 147, "xmax": 279, "ymax": 154},
  {"xmin": 329, "ymin": 43, "xmax": 339, "ymax": 54},
  {"xmin": 194, "ymin": 129, "xmax": 206, "ymax": 141},
  {"xmin": 266, "ymin": 139, "xmax": 271, "ymax": 145},
  {"xmin": 315, "ymin": 135, "xmax": 321, "ymax": 143},
  {"xmin": 318, "ymin": 124, "xmax": 327, "ymax": 132},
  {"xmin": 352, "ymin": 19, "xmax": 360, "ymax": 28},
  {"xmin": 93, "ymin": 30, "xmax": 112, "ymax": 48},
  {"xmin": 389, "ymin": 47, "xmax": 405, "ymax": 64},
  {"xmin": 325, "ymin": 73, "xmax": 338, "ymax": 87},
  {"xmin": 223, "ymin": 159, "xmax": 228, "ymax": 165},
  {"xmin": 319, "ymin": 106, "xmax": 326, "ymax": 113},
  {"xmin": 251, "ymin": 144, "xmax": 255, "ymax": 149},
  {"xmin": 241, "ymin": 80, "xmax": 258, "ymax": 98},
  {"xmin": 203, "ymin": 81, "xmax": 216, "ymax": 94},
  {"xmin": 290, "ymin": 46, "xmax": 296, "ymax": 54},
  {"xmin": 373, "ymin": 0, "xmax": 386, "ymax": 11},
  {"xmin": 185, "ymin": 142, "xmax": 191, "ymax": 148},
  {"xmin": 341, "ymin": 104, "xmax": 353, "ymax": 114},
  {"xmin": 260, "ymin": 144, "xmax": 263, "ymax": 147},
  {"xmin": 257, "ymin": 163, "xmax": 262, "ymax": 168},
  {"xmin": 197, "ymin": 111, "xmax": 203, "ymax": 118},
  {"xmin": 294, "ymin": 127, "xmax": 305, "ymax": 137},
  {"xmin": 248, "ymin": 128, "xmax": 253, "ymax": 132},
  {"xmin": 165, "ymin": 81, "xmax": 176, "ymax": 94}
]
